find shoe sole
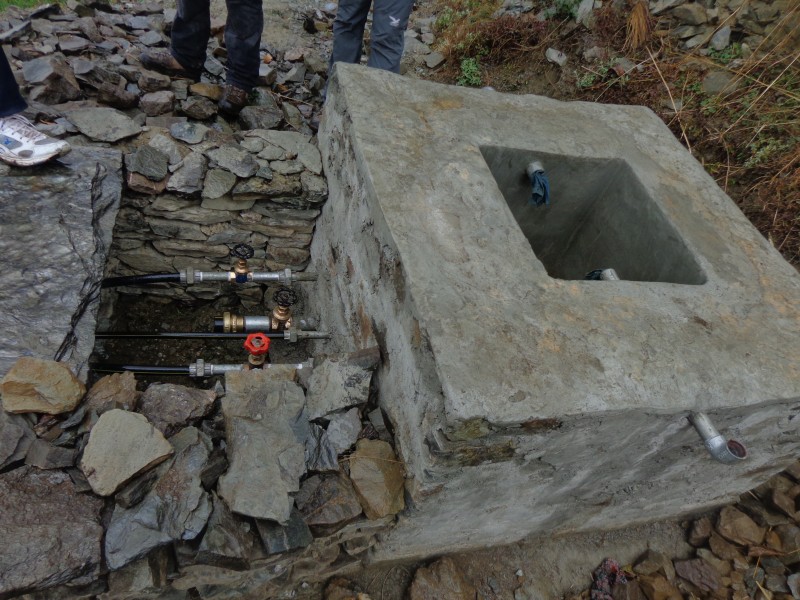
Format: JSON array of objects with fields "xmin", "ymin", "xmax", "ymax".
[
  {"xmin": 0, "ymin": 145, "xmax": 70, "ymax": 167},
  {"xmin": 140, "ymin": 56, "xmax": 200, "ymax": 81}
]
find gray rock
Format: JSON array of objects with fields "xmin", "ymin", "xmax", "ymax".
[
  {"xmin": 146, "ymin": 194, "xmax": 232, "ymax": 223},
  {"xmin": 148, "ymin": 133, "xmax": 185, "ymax": 165},
  {"xmin": 181, "ymin": 96, "xmax": 217, "ymax": 120},
  {"xmin": 0, "ymin": 148, "xmax": 122, "ymax": 379},
  {"xmin": 301, "ymin": 171, "xmax": 328, "ymax": 203},
  {"xmin": 65, "ymin": 107, "xmax": 142, "ymax": 142},
  {"xmin": 202, "ymin": 169, "xmax": 236, "ymax": 198},
  {"xmin": 25, "ymin": 438, "xmax": 77, "ymax": 469},
  {"xmin": 196, "ymin": 494, "xmax": 255, "ymax": 568},
  {"xmin": 232, "ymin": 173, "xmax": 301, "ymax": 200},
  {"xmin": 80, "ymin": 409, "xmax": 174, "ymax": 496},
  {"xmin": 218, "ymin": 373, "xmax": 307, "ymax": 523},
  {"xmin": 140, "ymin": 90, "xmax": 175, "ymax": 116},
  {"xmin": 58, "ymin": 34, "xmax": 91, "ymax": 53},
  {"xmin": 326, "ymin": 407, "xmax": 362, "ymax": 454},
  {"xmin": 246, "ymin": 129, "xmax": 322, "ymax": 174},
  {"xmin": 1, "ymin": 357, "xmax": 85, "ymax": 414},
  {"xmin": 105, "ymin": 427, "xmax": 212, "ymax": 570},
  {"xmin": 545, "ymin": 47, "xmax": 568, "ymax": 67},
  {"xmin": 305, "ymin": 422, "xmax": 339, "ymax": 472},
  {"xmin": 166, "ymin": 152, "xmax": 208, "ymax": 195},
  {"xmin": 118, "ymin": 244, "xmax": 174, "ymax": 272},
  {"xmin": 238, "ymin": 105, "xmax": 283, "ymax": 130},
  {"xmin": 649, "ymin": 0, "xmax": 683, "ymax": 15},
  {"xmin": 710, "ymin": 25, "xmax": 732, "ymax": 51},
  {"xmin": 201, "ymin": 195, "xmax": 257, "ymax": 211},
  {"xmin": 672, "ymin": 2, "xmax": 708, "ymax": 24},
  {"xmin": 206, "ymin": 145, "xmax": 258, "ymax": 177},
  {"xmin": 201, "ymin": 447, "xmax": 229, "ymax": 489},
  {"xmin": 425, "ymin": 51, "xmax": 446, "ymax": 69},
  {"xmin": 240, "ymin": 136, "xmax": 265, "ymax": 153},
  {"xmin": 148, "ymin": 216, "xmax": 206, "ymax": 240},
  {"xmin": 258, "ymin": 63, "xmax": 278, "ymax": 86},
  {"xmin": 115, "ymin": 468, "xmax": 159, "ymax": 508},
  {"xmin": 0, "ymin": 467, "xmax": 103, "ymax": 595},
  {"xmin": 140, "ymin": 30, "xmax": 162, "ymax": 46},
  {"xmin": 138, "ymin": 69, "xmax": 172, "ymax": 92},
  {"xmin": 127, "ymin": 145, "xmax": 170, "ymax": 181},
  {"xmin": 305, "ymin": 350, "xmax": 379, "ymax": 420},
  {"xmin": 137, "ymin": 383, "xmax": 216, "ymax": 436},
  {"xmin": 255, "ymin": 507, "xmax": 313, "ymax": 554},
  {"xmin": 702, "ymin": 70, "xmax": 742, "ymax": 95},
  {"xmin": 282, "ymin": 102, "xmax": 311, "ymax": 135},
  {"xmin": 22, "ymin": 53, "xmax": 80, "ymax": 103},
  {"xmin": 256, "ymin": 143, "xmax": 284, "ymax": 161},
  {"xmin": 152, "ymin": 239, "xmax": 230, "ymax": 258},
  {"xmin": 170, "ymin": 121, "xmax": 209, "ymax": 144},
  {"xmin": 0, "ymin": 401, "xmax": 34, "ymax": 469},
  {"xmin": 295, "ymin": 473, "xmax": 363, "ymax": 533},
  {"xmin": 270, "ymin": 159, "xmax": 304, "ymax": 175}
]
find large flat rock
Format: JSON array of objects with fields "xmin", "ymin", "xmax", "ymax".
[
  {"xmin": 0, "ymin": 147, "xmax": 123, "ymax": 380},
  {"xmin": 312, "ymin": 64, "xmax": 800, "ymax": 560}
]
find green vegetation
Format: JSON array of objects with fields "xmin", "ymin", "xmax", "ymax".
[
  {"xmin": 545, "ymin": 0, "xmax": 580, "ymax": 20},
  {"xmin": 707, "ymin": 42, "xmax": 743, "ymax": 65},
  {"xmin": 0, "ymin": 0, "xmax": 53, "ymax": 12},
  {"xmin": 457, "ymin": 57, "xmax": 482, "ymax": 86}
]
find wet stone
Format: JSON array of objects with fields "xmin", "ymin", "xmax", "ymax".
[
  {"xmin": 127, "ymin": 145, "xmax": 170, "ymax": 181},
  {"xmin": 170, "ymin": 121, "xmax": 209, "ymax": 144},
  {"xmin": 181, "ymin": 96, "xmax": 217, "ymax": 120},
  {"xmin": 255, "ymin": 507, "xmax": 313, "ymax": 555}
]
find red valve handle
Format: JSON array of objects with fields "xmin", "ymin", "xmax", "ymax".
[{"xmin": 244, "ymin": 333, "xmax": 270, "ymax": 355}]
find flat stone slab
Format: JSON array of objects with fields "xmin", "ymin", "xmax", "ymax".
[
  {"xmin": 312, "ymin": 64, "xmax": 800, "ymax": 560},
  {"xmin": 0, "ymin": 148, "xmax": 122, "ymax": 380}
]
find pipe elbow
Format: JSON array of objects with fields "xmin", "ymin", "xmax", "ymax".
[{"xmin": 688, "ymin": 411, "xmax": 747, "ymax": 464}]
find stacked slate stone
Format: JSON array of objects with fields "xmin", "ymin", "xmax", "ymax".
[
  {"xmin": 0, "ymin": 347, "xmax": 407, "ymax": 599},
  {"xmin": 1, "ymin": 0, "xmax": 329, "ymax": 305}
]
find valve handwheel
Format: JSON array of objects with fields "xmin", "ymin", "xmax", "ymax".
[
  {"xmin": 231, "ymin": 243, "xmax": 255, "ymax": 259},
  {"xmin": 244, "ymin": 333, "xmax": 270, "ymax": 355},
  {"xmin": 273, "ymin": 287, "xmax": 298, "ymax": 307}
]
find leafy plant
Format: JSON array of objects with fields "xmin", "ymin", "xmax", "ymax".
[
  {"xmin": 707, "ymin": 43, "xmax": 742, "ymax": 65},
  {"xmin": 457, "ymin": 57, "xmax": 482, "ymax": 86},
  {"xmin": 544, "ymin": 0, "xmax": 580, "ymax": 20}
]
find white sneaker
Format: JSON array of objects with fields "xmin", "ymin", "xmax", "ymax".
[{"xmin": 0, "ymin": 114, "xmax": 71, "ymax": 167}]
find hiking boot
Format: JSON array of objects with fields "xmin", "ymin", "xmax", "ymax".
[
  {"xmin": 0, "ymin": 114, "xmax": 71, "ymax": 167},
  {"xmin": 218, "ymin": 84, "xmax": 249, "ymax": 116},
  {"xmin": 140, "ymin": 49, "xmax": 199, "ymax": 81}
]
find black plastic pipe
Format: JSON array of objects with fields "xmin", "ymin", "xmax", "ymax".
[
  {"xmin": 101, "ymin": 273, "xmax": 181, "ymax": 288},
  {"xmin": 95, "ymin": 332, "xmax": 285, "ymax": 339},
  {"xmin": 90, "ymin": 364, "xmax": 191, "ymax": 375}
]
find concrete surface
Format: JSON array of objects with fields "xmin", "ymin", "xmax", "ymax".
[{"xmin": 310, "ymin": 64, "xmax": 800, "ymax": 561}]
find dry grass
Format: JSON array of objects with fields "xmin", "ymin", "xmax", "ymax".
[{"xmin": 428, "ymin": 0, "xmax": 800, "ymax": 267}]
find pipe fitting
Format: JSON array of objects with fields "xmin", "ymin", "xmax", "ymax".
[{"xmin": 688, "ymin": 411, "xmax": 747, "ymax": 464}]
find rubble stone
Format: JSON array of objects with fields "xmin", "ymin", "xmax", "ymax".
[
  {"xmin": 295, "ymin": 473, "xmax": 363, "ymax": 532},
  {"xmin": 255, "ymin": 507, "xmax": 313, "ymax": 555},
  {"xmin": 409, "ymin": 557, "xmax": 475, "ymax": 600},
  {"xmin": 717, "ymin": 506, "xmax": 766, "ymax": 546},
  {"xmin": 0, "ymin": 401, "xmax": 34, "ymax": 469},
  {"xmin": 349, "ymin": 439, "xmax": 406, "ymax": 519},
  {"xmin": 1, "ymin": 357, "xmax": 85, "ymax": 415},
  {"xmin": 0, "ymin": 467, "xmax": 103, "ymax": 595},
  {"xmin": 137, "ymin": 383, "xmax": 216, "ymax": 436},
  {"xmin": 65, "ymin": 107, "xmax": 142, "ymax": 142},
  {"xmin": 80, "ymin": 409, "xmax": 173, "ymax": 496}
]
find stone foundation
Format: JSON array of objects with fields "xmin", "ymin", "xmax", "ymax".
[{"xmin": 311, "ymin": 64, "xmax": 800, "ymax": 561}]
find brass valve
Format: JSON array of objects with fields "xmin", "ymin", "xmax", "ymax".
[
  {"xmin": 229, "ymin": 243, "xmax": 254, "ymax": 283},
  {"xmin": 271, "ymin": 287, "xmax": 298, "ymax": 332}
]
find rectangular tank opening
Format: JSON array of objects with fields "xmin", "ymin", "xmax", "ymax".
[{"xmin": 480, "ymin": 146, "xmax": 707, "ymax": 285}]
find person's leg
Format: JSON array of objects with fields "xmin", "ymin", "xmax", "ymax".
[
  {"xmin": 367, "ymin": 0, "xmax": 413, "ymax": 73},
  {"xmin": 329, "ymin": 0, "xmax": 373, "ymax": 71},
  {"xmin": 169, "ymin": 0, "xmax": 212, "ymax": 75},
  {"xmin": 222, "ymin": 0, "xmax": 263, "ymax": 91},
  {"xmin": 0, "ymin": 49, "xmax": 26, "ymax": 118}
]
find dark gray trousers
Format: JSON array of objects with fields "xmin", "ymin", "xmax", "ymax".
[
  {"xmin": 330, "ymin": 0, "xmax": 413, "ymax": 73},
  {"xmin": 170, "ymin": 0, "xmax": 264, "ymax": 91},
  {"xmin": 0, "ymin": 50, "xmax": 26, "ymax": 117}
]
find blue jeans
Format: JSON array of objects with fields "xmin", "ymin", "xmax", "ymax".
[
  {"xmin": 170, "ymin": 0, "xmax": 264, "ymax": 91},
  {"xmin": 0, "ymin": 50, "xmax": 26, "ymax": 118},
  {"xmin": 329, "ymin": 0, "xmax": 413, "ymax": 74}
]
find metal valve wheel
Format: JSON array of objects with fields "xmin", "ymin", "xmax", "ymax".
[
  {"xmin": 243, "ymin": 332, "xmax": 270, "ymax": 355},
  {"xmin": 231, "ymin": 243, "xmax": 255, "ymax": 259},
  {"xmin": 273, "ymin": 287, "xmax": 298, "ymax": 307}
]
